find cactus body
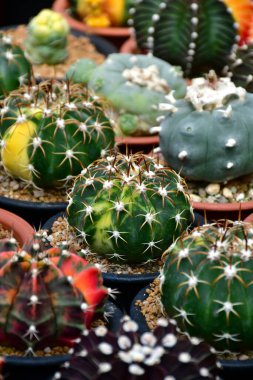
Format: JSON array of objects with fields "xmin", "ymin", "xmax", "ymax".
[
  {"xmin": 161, "ymin": 221, "xmax": 253, "ymax": 351},
  {"xmin": 159, "ymin": 74, "xmax": 253, "ymax": 183},
  {"xmin": 0, "ymin": 34, "xmax": 31, "ymax": 98},
  {"xmin": 67, "ymin": 152, "xmax": 193, "ymax": 264},
  {"xmin": 0, "ymin": 236, "xmax": 108, "ymax": 351},
  {"xmin": 0, "ymin": 81, "xmax": 115, "ymax": 188}
]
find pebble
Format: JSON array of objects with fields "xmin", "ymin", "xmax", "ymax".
[
  {"xmin": 236, "ymin": 193, "xmax": 245, "ymax": 202},
  {"xmin": 205, "ymin": 183, "xmax": 220, "ymax": 195},
  {"xmin": 190, "ymin": 194, "xmax": 202, "ymax": 202},
  {"xmin": 198, "ymin": 188, "xmax": 206, "ymax": 197},
  {"xmin": 222, "ymin": 187, "xmax": 233, "ymax": 199}
]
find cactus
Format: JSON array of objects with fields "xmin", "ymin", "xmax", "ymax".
[
  {"xmin": 67, "ymin": 152, "xmax": 194, "ymax": 264},
  {"xmin": 0, "ymin": 34, "xmax": 31, "ymax": 98},
  {"xmin": 24, "ymin": 9, "xmax": 70, "ymax": 65},
  {"xmin": 130, "ymin": 0, "xmax": 253, "ymax": 77},
  {"xmin": 161, "ymin": 221, "xmax": 253, "ymax": 351},
  {"xmin": 157, "ymin": 72, "xmax": 253, "ymax": 183},
  {"xmin": 0, "ymin": 80, "xmax": 115, "ymax": 189},
  {"xmin": 53, "ymin": 316, "xmax": 220, "ymax": 380},
  {"xmin": 0, "ymin": 235, "xmax": 108, "ymax": 352}
]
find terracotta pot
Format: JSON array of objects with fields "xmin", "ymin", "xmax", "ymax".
[
  {"xmin": 116, "ymin": 134, "xmax": 159, "ymax": 154},
  {"xmin": 52, "ymin": 0, "xmax": 131, "ymax": 47},
  {"xmin": 120, "ymin": 36, "xmax": 137, "ymax": 53},
  {"xmin": 244, "ymin": 213, "xmax": 253, "ymax": 223},
  {"xmin": 0, "ymin": 208, "xmax": 34, "ymax": 246}
]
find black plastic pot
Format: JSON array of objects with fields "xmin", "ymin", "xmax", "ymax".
[
  {"xmin": 3, "ymin": 301, "xmax": 123, "ymax": 380},
  {"xmin": 130, "ymin": 286, "xmax": 253, "ymax": 380}
]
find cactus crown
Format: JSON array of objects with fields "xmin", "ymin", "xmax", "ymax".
[
  {"xmin": 53, "ymin": 315, "xmax": 220, "ymax": 380},
  {"xmin": 161, "ymin": 221, "xmax": 253, "ymax": 351},
  {"xmin": 67, "ymin": 152, "xmax": 194, "ymax": 264},
  {"xmin": 0, "ymin": 234, "xmax": 108, "ymax": 352}
]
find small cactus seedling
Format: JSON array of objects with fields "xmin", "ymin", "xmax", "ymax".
[
  {"xmin": 0, "ymin": 235, "xmax": 108, "ymax": 352},
  {"xmin": 0, "ymin": 80, "xmax": 115, "ymax": 188},
  {"xmin": 161, "ymin": 221, "xmax": 253, "ymax": 352},
  {"xmin": 157, "ymin": 72, "xmax": 253, "ymax": 183},
  {"xmin": 53, "ymin": 316, "xmax": 220, "ymax": 380},
  {"xmin": 0, "ymin": 34, "xmax": 31, "ymax": 98},
  {"xmin": 67, "ymin": 152, "xmax": 194, "ymax": 264}
]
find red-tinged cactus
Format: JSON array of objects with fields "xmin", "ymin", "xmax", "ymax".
[
  {"xmin": 0, "ymin": 235, "xmax": 108, "ymax": 352},
  {"xmin": 53, "ymin": 316, "xmax": 220, "ymax": 380}
]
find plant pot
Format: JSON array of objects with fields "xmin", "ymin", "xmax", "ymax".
[
  {"xmin": 0, "ymin": 208, "xmax": 34, "ymax": 245},
  {"xmin": 2, "ymin": 301, "xmax": 123, "ymax": 380},
  {"xmin": 120, "ymin": 36, "xmax": 137, "ymax": 53},
  {"xmin": 243, "ymin": 213, "xmax": 253, "ymax": 223},
  {"xmin": 115, "ymin": 135, "xmax": 159, "ymax": 154},
  {"xmin": 52, "ymin": 0, "xmax": 131, "ymax": 48},
  {"xmin": 130, "ymin": 285, "xmax": 253, "ymax": 380}
]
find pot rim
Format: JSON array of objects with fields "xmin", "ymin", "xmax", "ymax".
[
  {"xmin": 0, "ymin": 208, "xmax": 34, "ymax": 246},
  {"xmin": 115, "ymin": 135, "xmax": 159, "ymax": 146}
]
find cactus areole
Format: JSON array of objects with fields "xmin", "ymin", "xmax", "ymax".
[
  {"xmin": 67, "ymin": 152, "xmax": 194, "ymax": 264},
  {"xmin": 0, "ymin": 81, "xmax": 115, "ymax": 188},
  {"xmin": 0, "ymin": 236, "xmax": 108, "ymax": 351},
  {"xmin": 159, "ymin": 73, "xmax": 253, "ymax": 183},
  {"xmin": 161, "ymin": 221, "xmax": 253, "ymax": 351}
]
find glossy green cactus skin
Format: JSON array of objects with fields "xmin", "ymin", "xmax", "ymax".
[
  {"xmin": 0, "ymin": 236, "xmax": 108, "ymax": 351},
  {"xmin": 130, "ymin": 0, "xmax": 238, "ymax": 77},
  {"xmin": 0, "ymin": 81, "xmax": 115, "ymax": 189},
  {"xmin": 67, "ymin": 152, "xmax": 193, "ymax": 264},
  {"xmin": 161, "ymin": 221, "xmax": 253, "ymax": 351},
  {"xmin": 0, "ymin": 34, "xmax": 31, "ymax": 98}
]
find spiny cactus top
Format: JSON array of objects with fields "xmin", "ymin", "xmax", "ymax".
[
  {"xmin": 24, "ymin": 9, "xmax": 70, "ymax": 65},
  {"xmin": 0, "ymin": 34, "xmax": 31, "ymax": 98},
  {"xmin": 67, "ymin": 152, "xmax": 194, "ymax": 264},
  {"xmin": 53, "ymin": 316, "xmax": 220, "ymax": 380},
  {"xmin": 0, "ymin": 80, "xmax": 115, "ymax": 189},
  {"xmin": 129, "ymin": 0, "xmax": 253, "ymax": 77},
  {"xmin": 161, "ymin": 221, "xmax": 253, "ymax": 352},
  {"xmin": 0, "ymin": 235, "xmax": 108, "ymax": 352},
  {"xmin": 158, "ymin": 72, "xmax": 253, "ymax": 183}
]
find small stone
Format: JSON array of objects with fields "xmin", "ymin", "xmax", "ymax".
[
  {"xmin": 236, "ymin": 193, "xmax": 245, "ymax": 202},
  {"xmin": 190, "ymin": 194, "xmax": 202, "ymax": 202},
  {"xmin": 198, "ymin": 188, "xmax": 206, "ymax": 197},
  {"xmin": 222, "ymin": 187, "xmax": 233, "ymax": 199},
  {"xmin": 239, "ymin": 354, "xmax": 249, "ymax": 360},
  {"xmin": 248, "ymin": 189, "xmax": 253, "ymax": 199},
  {"xmin": 205, "ymin": 183, "xmax": 220, "ymax": 195},
  {"xmin": 230, "ymin": 186, "xmax": 237, "ymax": 194}
]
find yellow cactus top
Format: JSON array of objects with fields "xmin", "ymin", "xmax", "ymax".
[{"xmin": 29, "ymin": 9, "xmax": 70, "ymax": 40}]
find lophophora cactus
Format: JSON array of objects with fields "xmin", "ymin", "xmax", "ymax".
[
  {"xmin": 0, "ymin": 80, "xmax": 115, "ymax": 189},
  {"xmin": 67, "ymin": 152, "xmax": 194, "ymax": 264},
  {"xmin": 161, "ymin": 220, "xmax": 253, "ymax": 352},
  {"xmin": 53, "ymin": 316, "xmax": 220, "ymax": 380},
  {"xmin": 129, "ymin": 0, "xmax": 253, "ymax": 77},
  {"xmin": 157, "ymin": 72, "xmax": 253, "ymax": 183},
  {"xmin": 0, "ymin": 34, "xmax": 31, "ymax": 98},
  {"xmin": 0, "ymin": 235, "xmax": 108, "ymax": 352}
]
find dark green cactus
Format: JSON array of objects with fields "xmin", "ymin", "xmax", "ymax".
[
  {"xmin": 67, "ymin": 152, "xmax": 194, "ymax": 264},
  {"xmin": 161, "ymin": 221, "xmax": 253, "ymax": 351},
  {"xmin": 129, "ymin": 0, "xmax": 240, "ymax": 77},
  {"xmin": 158, "ymin": 73, "xmax": 253, "ymax": 183},
  {"xmin": 0, "ymin": 235, "xmax": 108, "ymax": 352},
  {"xmin": 53, "ymin": 316, "xmax": 220, "ymax": 380},
  {"xmin": 0, "ymin": 80, "xmax": 115, "ymax": 188},
  {"xmin": 0, "ymin": 34, "xmax": 31, "ymax": 98}
]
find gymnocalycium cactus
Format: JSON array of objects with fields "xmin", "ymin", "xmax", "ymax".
[
  {"xmin": 0, "ymin": 34, "xmax": 31, "ymax": 98},
  {"xmin": 129, "ymin": 0, "xmax": 253, "ymax": 77},
  {"xmin": 0, "ymin": 80, "xmax": 115, "ymax": 188},
  {"xmin": 24, "ymin": 9, "xmax": 70, "ymax": 65},
  {"xmin": 157, "ymin": 72, "xmax": 253, "ymax": 183},
  {"xmin": 0, "ymin": 235, "xmax": 108, "ymax": 352},
  {"xmin": 67, "ymin": 152, "xmax": 194, "ymax": 264},
  {"xmin": 53, "ymin": 316, "xmax": 220, "ymax": 380},
  {"xmin": 161, "ymin": 221, "xmax": 253, "ymax": 351}
]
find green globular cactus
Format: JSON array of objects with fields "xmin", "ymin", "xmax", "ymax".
[
  {"xmin": 0, "ymin": 80, "xmax": 115, "ymax": 189},
  {"xmin": 161, "ymin": 221, "xmax": 253, "ymax": 352},
  {"xmin": 67, "ymin": 152, "xmax": 194, "ymax": 264},
  {"xmin": 0, "ymin": 235, "xmax": 108, "ymax": 352},
  {"xmin": 129, "ymin": 0, "xmax": 240, "ymax": 77},
  {"xmin": 53, "ymin": 316, "xmax": 220, "ymax": 380},
  {"xmin": 0, "ymin": 34, "xmax": 31, "ymax": 98},
  {"xmin": 158, "ymin": 73, "xmax": 253, "ymax": 183},
  {"xmin": 24, "ymin": 9, "xmax": 70, "ymax": 65}
]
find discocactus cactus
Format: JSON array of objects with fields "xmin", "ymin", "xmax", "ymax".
[
  {"xmin": 157, "ymin": 72, "xmax": 253, "ymax": 183},
  {"xmin": 67, "ymin": 152, "xmax": 194, "ymax": 264},
  {"xmin": 129, "ymin": 0, "xmax": 253, "ymax": 77},
  {"xmin": 53, "ymin": 316, "xmax": 220, "ymax": 380},
  {"xmin": 0, "ymin": 34, "xmax": 31, "ymax": 98},
  {"xmin": 24, "ymin": 9, "xmax": 70, "ymax": 65},
  {"xmin": 161, "ymin": 220, "xmax": 253, "ymax": 351},
  {"xmin": 0, "ymin": 80, "xmax": 115, "ymax": 189},
  {"xmin": 0, "ymin": 235, "xmax": 108, "ymax": 352}
]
